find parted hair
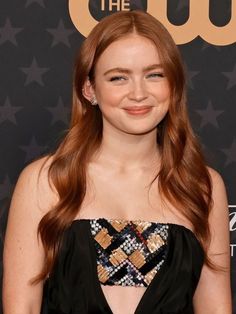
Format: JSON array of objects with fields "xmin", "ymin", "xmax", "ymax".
[{"xmin": 32, "ymin": 10, "xmax": 213, "ymax": 284}]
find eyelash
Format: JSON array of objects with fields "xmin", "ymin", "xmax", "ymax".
[
  {"xmin": 109, "ymin": 73, "xmax": 165, "ymax": 82},
  {"xmin": 147, "ymin": 72, "xmax": 164, "ymax": 78},
  {"xmin": 110, "ymin": 76, "xmax": 126, "ymax": 81}
]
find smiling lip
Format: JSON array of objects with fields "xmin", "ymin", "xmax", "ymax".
[{"xmin": 123, "ymin": 106, "xmax": 152, "ymax": 115}]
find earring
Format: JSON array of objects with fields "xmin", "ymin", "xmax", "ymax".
[{"xmin": 90, "ymin": 96, "xmax": 98, "ymax": 106}]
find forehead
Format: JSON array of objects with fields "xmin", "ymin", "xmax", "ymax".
[{"xmin": 95, "ymin": 35, "xmax": 161, "ymax": 72}]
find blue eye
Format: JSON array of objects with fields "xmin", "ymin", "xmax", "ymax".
[
  {"xmin": 147, "ymin": 72, "xmax": 164, "ymax": 78},
  {"xmin": 110, "ymin": 76, "xmax": 126, "ymax": 82}
]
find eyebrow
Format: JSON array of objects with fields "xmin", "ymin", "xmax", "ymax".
[{"xmin": 103, "ymin": 64, "xmax": 163, "ymax": 76}]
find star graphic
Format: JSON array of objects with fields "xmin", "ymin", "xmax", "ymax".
[
  {"xmin": 20, "ymin": 137, "xmax": 47, "ymax": 162},
  {"xmin": 46, "ymin": 97, "xmax": 70, "ymax": 125},
  {"xmin": 221, "ymin": 139, "xmax": 236, "ymax": 166},
  {"xmin": 196, "ymin": 101, "xmax": 224, "ymax": 128},
  {"xmin": 25, "ymin": 0, "xmax": 45, "ymax": 8},
  {"xmin": 186, "ymin": 70, "xmax": 199, "ymax": 90},
  {"xmin": 0, "ymin": 176, "xmax": 14, "ymax": 200},
  {"xmin": 47, "ymin": 19, "xmax": 75, "ymax": 47},
  {"xmin": 20, "ymin": 58, "xmax": 49, "ymax": 86},
  {"xmin": 222, "ymin": 63, "xmax": 236, "ymax": 90},
  {"xmin": 0, "ymin": 97, "xmax": 22, "ymax": 125},
  {"xmin": 0, "ymin": 18, "xmax": 23, "ymax": 46}
]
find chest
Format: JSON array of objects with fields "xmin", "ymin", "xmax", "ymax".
[{"xmin": 76, "ymin": 166, "xmax": 193, "ymax": 231}]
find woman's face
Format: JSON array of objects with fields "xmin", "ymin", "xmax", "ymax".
[{"xmin": 86, "ymin": 34, "xmax": 170, "ymax": 136}]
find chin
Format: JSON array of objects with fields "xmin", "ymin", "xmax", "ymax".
[{"xmin": 123, "ymin": 126, "xmax": 157, "ymax": 136}]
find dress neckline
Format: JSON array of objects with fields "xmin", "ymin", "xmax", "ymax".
[
  {"xmin": 70, "ymin": 217, "xmax": 200, "ymax": 244},
  {"xmin": 69, "ymin": 217, "xmax": 203, "ymax": 313}
]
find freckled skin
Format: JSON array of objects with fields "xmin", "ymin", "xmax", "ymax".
[{"xmin": 92, "ymin": 34, "xmax": 170, "ymax": 136}]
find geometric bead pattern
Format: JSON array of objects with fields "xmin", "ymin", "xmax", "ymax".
[{"xmin": 90, "ymin": 218, "xmax": 169, "ymax": 287}]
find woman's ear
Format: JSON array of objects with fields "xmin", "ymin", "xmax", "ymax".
[{"xmin": 82, "ymin": 77, "xmax": 96, "ymax": 102}]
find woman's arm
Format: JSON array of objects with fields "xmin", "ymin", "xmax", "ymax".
[
  {"xmin": 2, "ymin": 156, "xmax": 57, "ymax": 314},
  {"xmin": 193, "ymin": 168, "xmax": 232, "ymax": 313}
]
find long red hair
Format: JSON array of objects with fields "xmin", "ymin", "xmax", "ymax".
[{"xmin": 32, "ymin": 10, "xmax": 213, "ymax": 284}]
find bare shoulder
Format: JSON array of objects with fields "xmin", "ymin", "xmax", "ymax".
[
  {"xmin": 207, "ymin": 166, "xmax": 226, "ymax": 186},
  {"xmin": 193, "ymin": 170, "xmax": 231, "ymax": 312},
  {"xmin": 19, "ymin": 154, "xmax": 54, "ymax": 190},
  {"xmin": 3, "ymin": 155, "xmax": 58, "ymax": 312},
  {"xmin": 8, "ymin": 154, "xmax": 59, "ymax": 227},
  {"xmin": 206, "ymin": 166, "xmax": 228, "ymax": 210},
  {"xmin": 205, "ymin": 166, "xmax": 229, "ymax": 256},
  {"xmin": 17, "ymin": 155, "xmax": 58, "ymax": 214}
]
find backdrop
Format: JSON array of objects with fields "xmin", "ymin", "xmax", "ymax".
[{"xmin": 0, "ymin": 0, "xmax": 235, "ymax": 313}]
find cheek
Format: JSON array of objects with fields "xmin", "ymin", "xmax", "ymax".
[
  {"xmin": 158, "ymin": 82, "xmax": 170, "ymax": 101},
  {"xmin": 155, "ymin": 85, "xmax": 170, "ymax": 116},
  {"xmin": 96, "ymin": 87, "xmax": 124, "ymax": 108}
]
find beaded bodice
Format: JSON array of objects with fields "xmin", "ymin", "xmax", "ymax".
[{"xmin": 90, "ymin": 218, "xmax": 169, "ymax": 287}]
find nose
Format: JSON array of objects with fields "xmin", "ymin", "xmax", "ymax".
[{"xmin": 128, "ymin": 79, "xmax": 148, "ymax": 102}]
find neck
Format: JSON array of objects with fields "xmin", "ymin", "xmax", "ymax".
[{"xmin": 92, "ymin": 124, "xmax": 161, "ymax": 172}]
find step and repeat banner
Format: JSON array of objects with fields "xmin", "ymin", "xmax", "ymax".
[{"xmin": 0, "ymin": 0, "xmax": 235, "ymax": 312}]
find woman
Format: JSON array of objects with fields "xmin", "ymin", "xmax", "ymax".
[{"xmin": 2, "ymin": 10, "xmax": 231, "ymax": 314}]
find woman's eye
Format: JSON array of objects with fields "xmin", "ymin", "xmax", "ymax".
[
  {"xmin": 109, "ymin": 76, "xmax": 126, "ymax": 82},
  {"xmin": 147, "ymin": 72, "xmax": 164, "ymax": 78}
]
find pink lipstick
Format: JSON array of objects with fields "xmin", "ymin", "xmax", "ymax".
[{"xmin": 123, "ymin": 106, "xmax": 152, "ymax": 115}]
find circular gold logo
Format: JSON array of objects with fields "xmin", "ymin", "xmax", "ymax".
[{"xmin": 68, "ymin": 0, "xmax": 236, "ymax": 45}]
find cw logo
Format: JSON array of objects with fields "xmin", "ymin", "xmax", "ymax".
[{"xmin": 68, "ymin": 0, "xmax": 236, "ymax": 45}]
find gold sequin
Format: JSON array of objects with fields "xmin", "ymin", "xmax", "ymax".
[
  {"xmin": 109, "ymin": 248, "xmax": 127, "ymax": 266},
  {"xmin": 144, "ymin": 268, "xmax": 158, "ymax": 285},
  {"xmin": 135, "ymin": 221, "xmax": 152, "ymax": 233},
  {"xmin": 110, "ymin": 220, "xmax": 128, "ymax": 232},
  {"xmin": 128, "ymin": 249, "xmax": 146, "ymax": 268},
  {"xmin": 147, "ymin": 233, "xmax": 165, "ymax": 253},
  {"xmin": 94, "ymin": 228, "xmax": 112, "ymax": 249},
  {"xmin": 97, "ymin": 264, "xmax": 109, "ymax": 283}
]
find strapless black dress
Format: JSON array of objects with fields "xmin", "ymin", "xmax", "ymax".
[{"xmin": 41, "ymin": 218, "xmax": 204, "ymax": 314}]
